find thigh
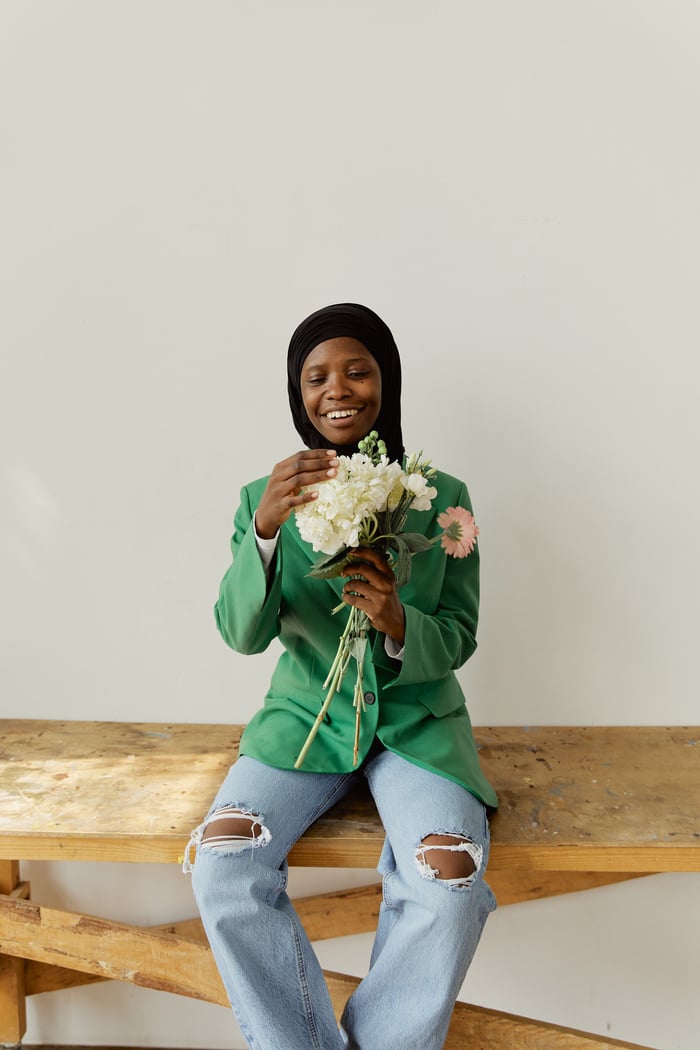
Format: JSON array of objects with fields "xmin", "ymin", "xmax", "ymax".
[
  {"xmin": 200, "ymin": 755, "xmax": 358, "ymax": 868},
  {"xmin": 364, "ymin": 750, "xmax": 491, "ymax": 876}
]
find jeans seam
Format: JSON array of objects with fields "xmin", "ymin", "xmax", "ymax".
[
  {"xmin": 289, "ymin": 913, "xmax": 323, "ymax": 1050},
  {"xmin": 382, "ymin": 869, "xmax": 398, "ymax": 911}
]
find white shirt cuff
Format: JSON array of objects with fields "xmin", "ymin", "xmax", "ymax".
[
  {"xmin": 254, "ymin": 516, "xmax": 279, "ymax": 574},
  {"xmin": 384, "ymin": 635, "xmax": 405, "ymax": 661}
]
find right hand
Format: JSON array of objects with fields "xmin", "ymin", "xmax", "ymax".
[{"xmin": 255, "ymin": 449, "xmax": 339, "ymax": 539}]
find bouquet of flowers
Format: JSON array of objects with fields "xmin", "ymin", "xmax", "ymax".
[{"xmin": 294, "ymin": 431, "xmax": 479, "ymax": 769}]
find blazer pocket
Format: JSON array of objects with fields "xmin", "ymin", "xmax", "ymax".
[{"xmin": 415, "ymin": 677, "xmax": 467, "ymax": 718}]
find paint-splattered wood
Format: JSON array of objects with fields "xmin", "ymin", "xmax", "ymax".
[
  {"xmin": 0, "ymin": 721, "xmax": 698, "ymax": 871},
  {"xmin": 481, "ymin": 724, "xmax": 700, "ymax": 872}
]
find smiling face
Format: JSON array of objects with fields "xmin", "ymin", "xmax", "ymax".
[{"xmin": 300, "ymin": 337, "xmax": 382, "ymax": 447}]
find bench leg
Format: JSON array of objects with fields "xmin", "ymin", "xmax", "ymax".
[{"xmin": 0, "ymin": 862, "xmax": 27, "ymax": 1048}]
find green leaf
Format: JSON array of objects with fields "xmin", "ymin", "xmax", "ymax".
[
  {"xmin": 389, "ymin": 502, "xmax": 409, "ymax": 534},
  {"xmin": 393, "ymin": 536, "xmax": 413, "ymax": 589},
  {"xmin": 349, "ymin": 636, "xmax": 368, "ymax": 661},
  {"xmin": 400, "ymin": 532, "xmax": 433, "ymax": 554},
  {"xmin": 376, "ymin": 508, "xmax": 394, "ymax": 535},
  {"xmin": 307, "ymin": 550, "xmax": 352, "ymax": 579}
]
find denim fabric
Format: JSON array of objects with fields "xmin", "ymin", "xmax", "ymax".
[{"xmin": 189, "ymin": 750, "xmax": 496, "ymax": 1050}]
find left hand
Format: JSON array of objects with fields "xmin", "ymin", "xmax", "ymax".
[{"xmin": 340, "ymin": 547, "xmax": 405, "ymax": 645}]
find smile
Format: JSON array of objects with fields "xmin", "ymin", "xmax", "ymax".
[{"xmin": 323, "ymin": 409, "xmax": 360, "ymax": 420}]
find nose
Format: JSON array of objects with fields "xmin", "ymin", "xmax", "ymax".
[{"xmin": 325, "ymin": 370, "xmax": 352, "ymax": 399}]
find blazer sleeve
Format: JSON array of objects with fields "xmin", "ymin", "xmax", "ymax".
[
  {"xmin": 214, "ymin": 484, "xmax": 283, "ymax": 654},
  {"xmin": 373, "ymin": 480, "xmax": 479, "ymax": 688}
]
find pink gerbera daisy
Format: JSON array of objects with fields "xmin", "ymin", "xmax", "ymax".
[{"xmin": 436, "ymin": 506, "xmax": 479, "ymax": 558}]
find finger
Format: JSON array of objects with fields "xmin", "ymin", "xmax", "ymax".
[
  {"xmin": 346, "ymin": 552, "xmax": 395, "ymax": 584},
  {"xmin": 288, "ymin": 488, "xmax": 323, "ymax": 508},
  {"xmin": 343, "ymin": 585, "xmax": 371, "ymax": 606},
  {"xmin": 348, "ymin": 547, "xmax": 391, "ymax": 567},
  {"xmin": 343, "ymin": 588, "xmax": 388, "ymax": 628},
  {"xmin": 283, "ymin": 460, "xmax": 340, "ymax": 492},
  {"xmin": 341, "ymin": 566, "xmax": 380, "ymax": 592},
  {"xmin": 342, "ymin": 574, "xmax": 394, "ymax": 609},
  {"xmin": 343, "ymin": 574, "xmax": 389, "ymax": 601},
  {"xmin": 278, "ymin": 449, "xmax": 338, "ymax": 477}
]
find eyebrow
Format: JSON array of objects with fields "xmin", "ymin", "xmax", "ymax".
[{"xmin": 302, "ymin": 357, "xmax": 372, "ymax": 373}]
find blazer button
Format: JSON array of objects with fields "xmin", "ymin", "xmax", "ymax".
[{"xmin": 364, "ymin": 691, "xmax": 376, "ymax": 705}]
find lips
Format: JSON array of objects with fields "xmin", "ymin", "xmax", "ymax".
[{"xmin": 322, "ymin": 408, "xmax": 361, "ymax": 420}]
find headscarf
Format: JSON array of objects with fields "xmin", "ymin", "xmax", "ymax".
[{"xmin": 287, "ymin": 303, "xmax": 404, "ymax": 461}]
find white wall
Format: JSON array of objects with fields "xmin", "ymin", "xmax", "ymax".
[{"xmin": 2, "ymin": 2, "xmax": 698, "ymax": 1047}]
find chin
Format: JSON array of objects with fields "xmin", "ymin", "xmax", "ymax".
[{"xmin": 317, "ymin": 423, "xmax": 365, "ymax": 446}]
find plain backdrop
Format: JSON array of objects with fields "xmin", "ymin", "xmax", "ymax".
[{"xmin": 2, "ymin": 2, "xmax": 699, "ymax": 1048}]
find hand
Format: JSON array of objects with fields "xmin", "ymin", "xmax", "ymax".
[
  {"xmin": 340, "ymin": 547, "xmax": 406, "ymax": 645},
  {"xmin": 255, "ymin": 449, "xmax": 339, "ymax": 539}
]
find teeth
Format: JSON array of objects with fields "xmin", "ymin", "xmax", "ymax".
[{"xmin": 325, "ymin": 410, "xmax": 358, "ymax": 419}]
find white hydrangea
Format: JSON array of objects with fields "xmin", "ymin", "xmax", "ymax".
[{"xmin": 295, "ymin": 451, "xmax": 436, "ymax": 554}]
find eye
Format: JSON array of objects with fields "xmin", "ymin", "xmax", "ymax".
[{"xmin": 348, "ymin": 370, "xmax": 370, "ymax": 379}]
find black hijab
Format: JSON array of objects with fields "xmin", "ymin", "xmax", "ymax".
[{"xmin": 287, "ymin": 303, "xmax": 404, "ymax": 461}]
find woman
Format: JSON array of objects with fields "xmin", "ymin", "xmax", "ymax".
[{"xmin": 187, "ymin": 303, "xmax": 498, "ymax": 1050}]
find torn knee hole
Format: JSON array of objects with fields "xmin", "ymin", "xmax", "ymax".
[
  {"xmin": 416, "ymin": 833, "xmax": 482, "ymax": 885},
  {"xmin": 200, "ymin": 806, "xmax": 272, "ymax": 850}
]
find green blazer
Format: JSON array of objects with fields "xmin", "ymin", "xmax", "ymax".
[{"xmin": 215, "ymin": 469, "xmax": 497, "ymax": 808}]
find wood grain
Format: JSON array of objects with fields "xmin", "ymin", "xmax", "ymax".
[
  {"xmin": 0, "ymin": 895, "xmax": 228, "ymax": 1005},
  {"xmin": 1, "ymin": 721, "xmax": 698, "ymax": 872},
  {"xmin": 0, "ymin": 860, "xmax": 27, "ymax": 1044},
  {"xmin": 0, "ymin": 895, "xmax": 653, "ymax": 1049}
]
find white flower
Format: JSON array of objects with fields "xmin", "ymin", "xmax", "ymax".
[
  {"xmin": 296, "ymin": 454, "xmax": 408, "ymax": 553},
  {"xmin": 402, "ymin": 472, "xmax": 438, "ymax": 511},
  {"xmin": 295, "ymin": 449, "xmax": 436, "ymax": 554}
]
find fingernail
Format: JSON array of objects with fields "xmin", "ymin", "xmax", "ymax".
[{"xmin": 327, "ymin": 468, "xmax": 337, "ymax": 477}]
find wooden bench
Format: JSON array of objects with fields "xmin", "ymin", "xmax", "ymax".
[{"xmin": 1, "ymin": 720, "xmax": 698, "ymax": 1049}]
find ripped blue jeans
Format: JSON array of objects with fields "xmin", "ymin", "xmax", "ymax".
[{"xmin": 185, "ymin": 749, "xmax": 495, "ymax": 1050}]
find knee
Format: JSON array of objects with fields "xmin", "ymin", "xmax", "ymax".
[
  {"xmin": 199, "ymin": 805, "xmax": 272, "ymax": 852},
  {"xmin": 415, "ymin": 832, "xmax": 483, "ymax": 888},
  {"xmin": 187, "ymin": 804, "xmax": 272, "ymax": 899}
]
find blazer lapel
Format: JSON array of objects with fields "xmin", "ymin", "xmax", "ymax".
[{"xmin": 283, "ymin": 517, "xmax": 347, "ymax": 601}]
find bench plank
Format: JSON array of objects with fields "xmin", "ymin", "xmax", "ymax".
[
  {"xmin": 0, "ymin": 895, "xmax": 652, "ymax": 1049},
  {"xmin": 3, "ymin": 720, "xmax": 686, "ymax": 1049},
  {"xmin": 1, "ymin": 721, "xmax": 698, "ymax": 872}
]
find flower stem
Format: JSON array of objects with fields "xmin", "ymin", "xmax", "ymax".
[
  {"xmin": 294, "ymin": 670, "xmax": 339, "ymax": 769},
  {"xmin": 296, "ymin": 611, "xmax": 356, "ymax": 768},
  {"xmin": 322, "ymin": 608, "xmax": 355, "ymax": 688},
  {"xmin": 295, "ymin": 607, "xmax": 370, "ymax": 769},
  {"xmin": 352, "ymin": 658, "xmax": 366, "ymax": 768},
  {"xmin": 353, "ymin": 704, "xmax": 361, "ymax": 767}
]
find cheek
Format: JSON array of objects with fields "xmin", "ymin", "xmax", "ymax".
[
  {"xmin": 300, "ymin": 389, "xmax": 318, "ymax": 416},
  {"xmin": 367, "ymin": 374, "xmax": 382, "ymax": 406}
]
